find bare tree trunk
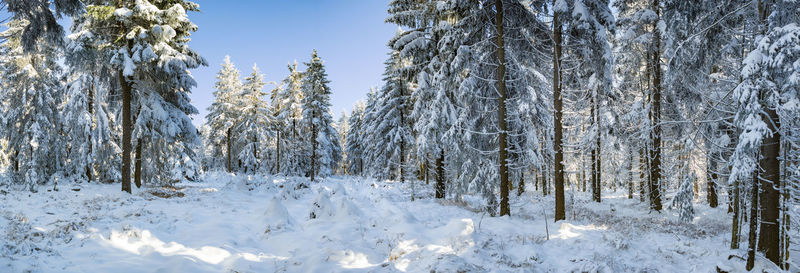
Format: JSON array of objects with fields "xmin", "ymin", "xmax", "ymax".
[
  {"xmin": 757, "ymin": 95, "xmax": 781, "ymax": 266},
  {"xmin": 629, "ymin": 150, "xmax": 634, "ymax": 199},
  {"xmin": 495, "ymin": 0, "xmax": 510, "ymax": 217},
  {"xmin": 311, "ymin": 121, "xmax": 317, "ymax": 182},
  {"xmin": 517, "ymin": 170, "xmax": 525, "ymax": 196},
  {"xmin": 552, "ymin": 3, "xmax": 565, "ymax": 221},
  {"xmin": 731, "ymin": 175, "xmax": 741, "ymax": 249},
  {"xmin": 119, "ymin": 69, "xmax": 132, "ymax": 194},
  {"xmin": 276, "ymin": 131, "xmax": 281, "ymax": 173},
  {"xmin": 707, "ymin": 152, "xmax": 719, "ymax": 208},
  {"xmin": 435, "ymin": 150, "xmax": 445, "ymax": 199},
  {"xmin": 134, "ymin": 140, "xmax": 142, "ymax": 188},
  {"xmin": 746, "ymin": 169, "xmax": 759, "ymax": 270},
  {"xmin": 226, "ymin": 127, "xmax": 232, "ymax": 173},
  {"xmin": 648, "ymin": 1, "xmax": 663, "ymax": 211},
  {"xmin": 87, "ymin": 75, "xmax": 95, "ymax": 182}
]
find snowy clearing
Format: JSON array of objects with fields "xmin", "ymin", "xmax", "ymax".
[{"xmin": 2, "ymin": 173, "xmax": 785, "ymax": 272}]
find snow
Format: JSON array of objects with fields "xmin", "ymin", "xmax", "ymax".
[{"xmin": 0, "ymin": 174, "xmax": 790, "ymax": 272}]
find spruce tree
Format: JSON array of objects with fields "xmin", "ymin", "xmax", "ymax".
[{"xmin": 301, "ymin": 50, "xmax": 342, "ymax": 181}]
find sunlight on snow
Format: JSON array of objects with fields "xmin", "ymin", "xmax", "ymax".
[
  {"xmin": 102, "ymin": 229, "xmax": 289, "ymax": 265},
  {"xmin": 328, "ymin": 250, "xmax": 376, "ymax": 269},
  {"xmin": 555, "ymin": 223, "xmax": 608, "ymax": 239},
  {"xmin": 105, "ymin": 229, "xmax": 231, "ymax": 264}
]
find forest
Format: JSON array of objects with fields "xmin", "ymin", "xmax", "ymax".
[{"xmin": 0, "ymin": 0, "xmax": 798, "ymax": 272}]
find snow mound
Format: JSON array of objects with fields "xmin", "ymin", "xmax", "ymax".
[
  {"xmin": 309, "ymin": 190, "xmax": 334, "ymax": 219},
  {"xmin": 328, "ymin": 182, "xmax": 347, "ymax": 196},
  {"xmin": 263, "ymin": 198, "xmax": 295, "ymax": 234},
  {"xmin": 335, "ymin": 198, "xmax": 363, "ymax": 219}
]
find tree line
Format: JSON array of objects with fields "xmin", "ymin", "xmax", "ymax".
[{"xmin": 0, "ymin": 0, "xmax": 798, "ymax": 270}]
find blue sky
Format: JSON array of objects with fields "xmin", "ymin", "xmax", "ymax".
[{"xmin": 188, "ymin": 0, "xmax": 395, "ymax": 126}]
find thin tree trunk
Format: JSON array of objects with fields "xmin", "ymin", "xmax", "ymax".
[
  {"xmin": 495, "ymin": 0, "xmax": 510, "ymax": 217},
  {"xmin": 552, "ymin": 4, "xmax": 565, "ymax": 221},
  {"xmin": 119, "ymin": 69, "xmax": 132, "ymax": 194},
  {"xmin": 87, "ymin": 75, "xmax": 95, "ymax": 182},
  {"xmin": 731, "ymin": 174, "xmax": 740, "ymax": 249},
  {"xmin": 134, "ymin": 140, "xmax": 142, "ymax": 188},
  {"xmin": 517, "ymin": 170, "xmax": 525, "ymax": 196},
  {"xmin": 276, "ymin": 131, "xmax": 281, "ymax": 173},
  {"xmin": 707, "ymin": 152, "xmax": 719, "ymax": 208},
  {"xmin": 629, "ymin": 150, "xmax": 634, "ymax": 199},
  {"xmin": 435, "ymin": 149, "xmax": 445, "ymax": 199},
  {"xmin": 226, "ymin": 127, "xmax": 232, "ymax": 173},
  {"xmin": 311, "ymin": 121, "xmax": 317, "ymax": 182},
  {"xmin": 746, "ymin": 168, "xmax": 759, "ymax": 270}
]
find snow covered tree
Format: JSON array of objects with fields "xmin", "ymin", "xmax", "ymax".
[
  {"xmin": 236, "ymin": 64, "xmax": 271, "ymax": 173},
  {"xmin": 1, "ymin": 0, "xmax": 82, "ymax": 50},
  {"xmin": 731, "ymin": 0, "xmax": 799, "ymax": 267},
  {"xmin": 448, "ymin": 0, "xmax": 550, "ymax": 215},
  {"xmin": 0, "ymin": 19, "xmax": 64, "ymax": 190},
  {"xmin": 336, "ymin": 111, "xmax": 349, "ymax": 175},
  {"xmin": 345, "ymin": 101, "xmax": 366, "ymax": 175},
  {"xmin": 70, "ymin": 0, "xmax": 207, "ymax": 192},
  {"xmin": 301, "ymin": 50, "xmax": 342, "ymax": 181},
  {"xmin": 362, "ymin": 50, "xmax": 414, "ymax": 182},
  {"xmin": 206, "ymin": 56, "xmax": 243, "ymax": 173},
  {"xmin": 271, "ymin": 61, "xmax": 308, "ymax": 176}
]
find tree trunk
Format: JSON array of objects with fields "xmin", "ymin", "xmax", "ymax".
[
  {"xmin": 757, "ymin": 97, "xmax": 781, "ymax": 266},
  {"xmin": 226, "ymin": 127, "xmax": 232, "ymax": 173},
  {"xmin": 134, "ymin": 140, "xmax": 142, "ymax": 188},
  {"xmin": 119, "ymin": 69, "xmax": 132, "ymax": 194},
  {"xmin": 276, "ymin": 131, "xmax": 281, "ymax": 173},
  {"xmin": 517, "ymin": 171, "xmax": 525, "ymax": 196},
  {"xmin": 707, "ymin": 152, "xmax": 719, "ymax": 208},
  {"xmin": 495, "ymin": 0, "xmax": 510, "ymax": 217},
  {"xmin": 746, "ymin": 169, "xmax": 759, "ymax": 270},
  {"xmin": 400, "ymin": 77, "xmax": 406, "ymax": 183},
  {"xmin": 731, "ymin": 174, "xmax": 740, "ymax": 249},
  {"xmin": 552, "ymin": 4, "xmax": 565, "ymax": 221},
  {"xmin": 629, "ymin": 150, "xmax": 634, "ymax": 199},
  {"xmin": 87, "ymin": 75, "xmax": 95, "ymax": 182},
  {"xmin": 311, "ymin": 122, "xmax": 317, "ymax": 182},
  {"xmin": 648, "ymin": 1, "xmax": 663, "ymax": 211},
  {"xmin": 435, "ymin": 149, "xmax": 445, "ymax": 199}
]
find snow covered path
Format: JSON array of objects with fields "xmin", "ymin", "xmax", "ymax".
[{"xmin": 0, "ymin": 173, "xmax": 754, "ymax": 272}]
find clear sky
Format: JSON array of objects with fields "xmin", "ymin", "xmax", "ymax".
[{"xmin": 188, "ymin": 0, "xmax": 395, "ymax": 127}]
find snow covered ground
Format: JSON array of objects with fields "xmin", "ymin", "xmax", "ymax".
[{"xmin": 0, "ymin": 173, "xmax": 793, "ymax": 272}]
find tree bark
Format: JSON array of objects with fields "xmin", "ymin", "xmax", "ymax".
[
  {"xmin": 757, "ymin": 92, "xmax": 781, "ymax": 266},
  {"xmin": 648, "ymin": 1, "xmax": 663, "ymax": 211},
  {"xmin": 87, "ymin": 74, "xmax": 95, "ymax": 182},
  {"xmin": 226, "ymin": 127, "xmax": 232, "ymax": 173},
  {"xmin": 276, "ymin": 131, "xmax": 281, "ymax": 173},
  {"xmin": 134, "ymin": 140, "xmax": 142, "ymax": 188},
  {"xmin": 629, "ymin": 151, "xmax": 634, "ymax": 199},
  {"xmin": 552, "ymin": 4, "xmax": 565, "ymax": 221},
  {"xmin": 731, "ymin": 174, "xmax": 740, "ymax": 249},
  {"xmin": 310, "ymin": 114, "xmax": 317, "ymax": 182},
  {"xmin": 707, "ymin": 152, "xmax": 719, "ymax": 208},
  {"xmin": 119, "ymin": 69, "xmax": 132, "ymax": 194},
  {"xmin": 494, "ymin": 0, "xmax": 510, "ymax": 217},
  {"xmin": 435, "ymin": 149, "xmax": 445, "ymax": 199},
  {"xmin": 746, "ymin": 169, "xmax": 759, "ymax": 270}
]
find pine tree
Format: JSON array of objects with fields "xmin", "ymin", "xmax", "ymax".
[
  {"xmin": 301, "ymin": 50, "xmax": 342, "ymax": 181},
  {"xmin": 345, "ymin": 101, "xmax": 366, "ymax": 175},
  {"xmin": 271, "ymin": 61, "xmax": 308, "ymax": 176},
  {"xmin": 236, "ymin": 64, "xmax": 271, "ymax": 174},
  {"xmin": 0, "ymin": 19, "xmax": 64, "ymax": 191},
  {"xmin": 206, "ymin": 56, "xmax": 243, "ymax": 173},
  {"xmin": 70, "ymin": 0, "xmax": 207, "ymax": 192},
  {"xmin": 362, "ymin": 50, "xmax": 414, "ymax": 181}
]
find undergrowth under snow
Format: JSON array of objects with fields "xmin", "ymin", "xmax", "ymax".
[{"xmin": 0, "ymin": 173, "xmax": 794, "ymax": 272}]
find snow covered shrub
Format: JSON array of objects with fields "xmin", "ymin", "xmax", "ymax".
[{"xmin": 670, "ymin": 172, "xmax": 695, "ymax": 223}]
